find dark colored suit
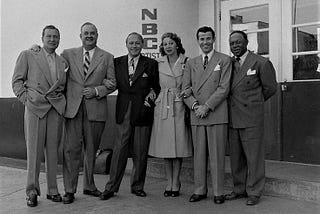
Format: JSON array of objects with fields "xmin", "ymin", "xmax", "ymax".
[
  {"xmin": 104, "ymin": 54, "xmax": 160, "ymax": 192},
  {"xmin": 12, "ymin": 48, "xmax": 67, "ymax": 196},
  {"xmin": 228, "ymin": 51, "xmax": 277, "ymax": 197},
  {"xmin": 61, "ymin": 46, "xmax": 116, "ymax": 193},
  {"xmin": 183, "ymin": 51, "xmax": 232, "ymax": 196}
]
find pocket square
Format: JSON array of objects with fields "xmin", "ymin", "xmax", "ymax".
[
  {"xmin": 142, "ymin": 73, "xmax": 149, "ymax": 77},
  {"xmin": 247, "ymin": 69, "xmax": 256, "ymax": 75},
  {"xmin": 214, "ymin": 64, "xmax": 221, "ymax": 71}
]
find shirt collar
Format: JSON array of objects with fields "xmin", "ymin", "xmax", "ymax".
[
  {"xmin": 43, "ymin": 48, "xmax": 56, "ymax": 58},
  {"xmin": 201, "ymin": 49, "xmax": 214, "ymax": 62},
  {"xmin": 236, "ymin": 50, "xmax": 249, "ymax": 63},
  {"xmin": 83, "ymin": 47, "xmax": 96, "ymax": 58},
  {"xmin": 128, "ymin": 55, "xmax": 140, "ymax": 64}
]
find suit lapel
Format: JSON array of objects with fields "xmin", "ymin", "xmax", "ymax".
[
  {"xmin": 196, "ymin": 52, "xmax": 219, "ymax": 92},
  {"xmin": 72, "ymin": 47, "xmax": 85, "ymax": 79},
  {"xmin": 85, "ymin": 47, "xmax": 103, "ymax": 80},
  {"xmin": 120, "ymin": 55, "xmax": 130, "ymax": 86},
  {"xmin": 231, "ymin": 52, "xmax": 256, "ymax": 89},
  {"xmin": 34, "ymin": 48, "xmax": 53, "ymax": 86}
]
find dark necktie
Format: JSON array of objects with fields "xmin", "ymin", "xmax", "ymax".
[
  {"xmin": 84, "ymin": 51, "xmax": 90, "ymax": 76},
  {"xmin": 235, "ymin": 57, "xmax": 241, "ymax": 71},
  {"xmin": 203, "ymin": 55, "xmax": 208, "ymax": 70},
  {"xmin": 129, "ymin": 58, "xmax": 135, "ymax": 85}
]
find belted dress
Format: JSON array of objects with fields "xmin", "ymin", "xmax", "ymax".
[{"xmin": 148, "ymin": 55, "xmax": 192, "ymax": 158}]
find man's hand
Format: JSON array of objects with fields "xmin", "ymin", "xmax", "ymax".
[
  {"xmin": 83, "ymin": 87, "xmax": 96, "ymax": 99},
  {"xmin": 144, "ymin": 89, "xmax": 156, "ymax": 107},
  {"xmin": 102, "ymin": 79, "xmax": 116, "ymax": 90},
  {"xmin": 30, "ymin": 44, "xmax": 41, "ymax": 52},
  {"xmin": 195, "ymin": 104, "xmax": 210, "ymax": 119}
]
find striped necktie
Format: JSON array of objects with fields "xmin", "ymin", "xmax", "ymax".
[{"xmin": 84, "ymin": 51, "xmax": 90, "ymax": 76}]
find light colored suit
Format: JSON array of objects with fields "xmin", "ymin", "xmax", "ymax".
[
  {"xmin": 61, "ymin": 46, "xmax": 116, "ymax": 193},
  {"xmin": 12, "ymin": 48, "xmax": 67, "ymax": 196},
  {"xmin": 228, "ymin": 51, "xmax": 277, "ymax": 196},
  {"xmin": 183, "ymin": 51, "xmax": 232, "ymax": 196}
]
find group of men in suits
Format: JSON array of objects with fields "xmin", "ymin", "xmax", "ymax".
[{"xmin": 12, "ymin": 23, "xmax": 276, "ymax": 208}]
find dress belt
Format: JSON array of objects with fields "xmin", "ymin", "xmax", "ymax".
[{"xmin": 160, "ymin": 88, "xmax": 181, "ymax": 120}]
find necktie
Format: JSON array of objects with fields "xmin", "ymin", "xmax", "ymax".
[
  {"xmin": 84, "ymin": 51, "xmax": 90, "ymax": 76},
  {"xmin": 203, "ymin": 55, "xmax": 208, "ymax": 70},
  {"xmin": 235, "ymin": 57, "xmax": 241, "ymax": 71},
  {"xmin": 48, "ymin": 54, "xmax": 57, "ymax": 81},
  {"xmin": 129, "ymin": 58, "xmax": 135, "ymax": 85}
]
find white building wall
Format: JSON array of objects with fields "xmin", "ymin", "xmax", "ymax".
[{"xmin": 1, "ymin": 0, "xmax": 199, "ymax": 97}]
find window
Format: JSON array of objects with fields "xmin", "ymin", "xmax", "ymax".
[{"xmin": 292, "ymin": 0, "xmax": 320, "ymax": 80}]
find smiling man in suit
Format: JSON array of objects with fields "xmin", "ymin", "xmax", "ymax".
[
  {"xmin": 182, "ymin": 26, "xmax": 232, "ymax": 204},
  {"xmin": 12, "ymin": 25, "xmax": 67, "ymax": 207},
  {"xmin": 225, "ymin": 30, "xmax": 277, "ymax": 206},
  {"xmin": 61, "ymin": 22, "xmax": 116, "ymax": 204},
  {"xmin": 99, "ymin": 32, "xmax": 160, "ymax": 200}
]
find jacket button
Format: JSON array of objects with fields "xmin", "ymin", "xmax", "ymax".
[{"xmin": 244, "ymin": 104, "xmax": 247, "ymax": 107}]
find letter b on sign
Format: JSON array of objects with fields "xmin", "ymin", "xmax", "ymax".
[{"xmin": 142, "ymin": 24, "xmax": 157, "ymax": 35}]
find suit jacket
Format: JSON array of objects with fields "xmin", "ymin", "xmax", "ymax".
[
  {"xmin": 229, "ymin": 51, "xmax": 277, "ymax": 128},
  {"xmin": 183, "ymin": 51, "xmax": 232, "ymax": 125},
  {"xmin": 61, "ymin": 47, "xmax": 116, "ymax": 121},
  {"xmin": 12, "ymin": 48, "xmax": 67, "ymax": 118},
  {"xmin": 115, "ymin": 54, "xmax": 160, "ymax": 126}
]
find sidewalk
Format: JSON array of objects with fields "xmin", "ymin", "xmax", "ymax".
[{"xmin": 0, "ymin": 157, "xmax": 319, "ymax": 214}]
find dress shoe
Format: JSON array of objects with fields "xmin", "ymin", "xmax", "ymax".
[
  {"xmin": 99, "ymin": 190, "xmax": 114, "ymax": 200},
  {"xmin": 46, "ymin": 194, "xmax": 62, "ymax": 202},
  {"xmin": 62, "ymin": 192, "xmax": 75, "ymax": 204},
  {"xmin": 213, "ymin": 195, "xmax": 225, "ymax": 204},
  {"xmin": 83, "ymin": 189, "xmax": 102, "ymax": 197},
  {"xmin": 189, "ymin": 194, "xmax": 207, "ymax": 202},
  {"xmin": 171, "ymin": 183, "xmax": 181, "ymax": 197},
  {"xmin": 246, "ymin": 196, "xmax": 260, "ymax": 206},
  {"xmin": 131, "ymin": 189, "xmax": 147, "ymax": 197},
  {"xmin": 163, "ymin": 190, "xmax": 172, "ymax": 197},
  {"xmin": 225, "ymin": 191, "xmax": 247, "ymax": 200},
  {"xmin": 26, "ymin": 194, "xmax": 38, "ymax": 207}
]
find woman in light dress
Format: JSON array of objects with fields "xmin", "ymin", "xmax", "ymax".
[{"xmin": 149, "ymin": 32, "xmax": 192, "ymax": 197}]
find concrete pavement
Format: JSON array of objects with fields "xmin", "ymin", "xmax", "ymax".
[{"xmin": 0, "ymin": 158, "xmax": 319, "ymax": 214}]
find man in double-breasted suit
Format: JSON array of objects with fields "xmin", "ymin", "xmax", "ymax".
[
  {"xmin": 182, "ymin": 26, "xmax": 232, "ymax": 204},
  {"xmin": 12, "ymin": 25, "xmax": 67, "ymax": 207},
  {"xmin": 100, "ymin": 32, "xmax": 160, "ymax": 200},
  {"xmin": 225, "ymin": 30, "xmax": 277, "ymax": 206},
  {"xmin": 61, "ymin": 22, "xmax": 116, "ymax": 204}
]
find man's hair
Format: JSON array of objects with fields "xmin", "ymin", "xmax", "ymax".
[
  {"xmin": 80, "ymin": 22, "xmax": 98, "ymax": 34},
  {"xmin": 42, "ymin": 25, "xmax": 60, "ymax": 38},
  {"xmin": 230, "ymin": 30, "xmax": 248, "ymax": 41},
  {"xmin": 159, "ymin": 32, "xmax": 185, "ymax": 56},
  {"xmin": 196, "ymin": 26, "xmax": 215, "ymax": 40},
  {"xmin": 125, "ymin": 32, "xmax": 144, "ymax": 44}
]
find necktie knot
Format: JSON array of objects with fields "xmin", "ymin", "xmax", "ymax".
[
  {"xmin": 203, "ymin": 55, "xmax": 208, "ymax": 70},
  {"xmin": 236, "ymin": 57, "xmax": 241, "ymax": 62}
]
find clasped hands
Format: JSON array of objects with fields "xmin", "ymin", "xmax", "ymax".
[
  {"xmin": 83, "ymin": 87, "xmax": 96, "ymax": 99},
  {"xmin": 194, "ymin": 104, "xmax": 210, "ymax": 119}
]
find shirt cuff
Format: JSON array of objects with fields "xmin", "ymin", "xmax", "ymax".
[
  {"xmin": 95, "ymin": 87, "xmax": 99, "ymax": 96},
  {"xmin": 191, "ymin": 101, "xmax": 198, "ymax": 111}
]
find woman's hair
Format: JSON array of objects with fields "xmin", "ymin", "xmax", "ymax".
[{"xmin": 159, "ymin": 32, "xmax": 185, "ymax": 56}]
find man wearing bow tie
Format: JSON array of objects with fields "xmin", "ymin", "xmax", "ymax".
[
  {"xmin": 61, "ymin": 22, "xmax": 116, "ymax": 204},
  {"xmin": 12, "ymin": 25, "xmax": 67, "ymax": 207},
  {"xmin": 99, "ymin": 32, "xmax": 160, "ymax": 200},
  {"xmin": 182, "ymin": 26, "xmax": 232, "ymax": 204},
  {"xmin": 225, "ymin": 30, "xmax": 277, "ymax": 206}
]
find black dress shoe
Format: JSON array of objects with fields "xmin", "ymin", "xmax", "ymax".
[
  {"xmin": 83, "ymin": 189, "xmax": 102, "ymax": 197},
  {"xmin": 225, "ymin": 191, "xmax": 247, "ymax": 200},
  {"xmin": 99, "ymin": 190, "xmax": 114, "ymax": 200},
  {"xmin": 164, "ymin": 190, "xmax": 172, "ymax": 197},
  {"xmin": 26, "ymin": 194, "xmax": 38, "ymax": 207},
  {"xmin": 46, "ymin": 194, "xmax": 62, "ymax": 202},
  {"xmin": 213, "ymin": 195, "xmax": 225, "ymax": 204},
  {"xmin": 62, "ymin": 192, "xmax": 75, "ymax": 204},
  {"xmin": 131, "ymin": 189, "xmax": 147, "ymax": 197},
  {"xmin": 246, "ymin": 196, "xmax": 260, "ymax": 206},
  {"xmin": 171, "ymin": 190, "xmax": 180, "ymax": 197},
  {"xmin": 189, "ymin": 194, "xmax": 207, "ymax": 202}
]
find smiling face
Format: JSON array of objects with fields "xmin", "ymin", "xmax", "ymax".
[
  {"xmin": 229, "ymin": 32, "xmax": 248, "ymax": 57},
  {"xmin": 197, "ymin": 31, "xmax": 215, "ymax": 55},
  {"xmin": 126, "ymin": 33, "xmax": 143, "ymax": 58},
  {"xmin": 162, "ymin": 37, "xmax": 178, "ymax": 56},
  {"xmin": 80, "ymin": 24, "xmax": 98, "ymax": 50},
  {"xmin": 42, "ymin": 28, "xmax": 60, "ymax": 53}
]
